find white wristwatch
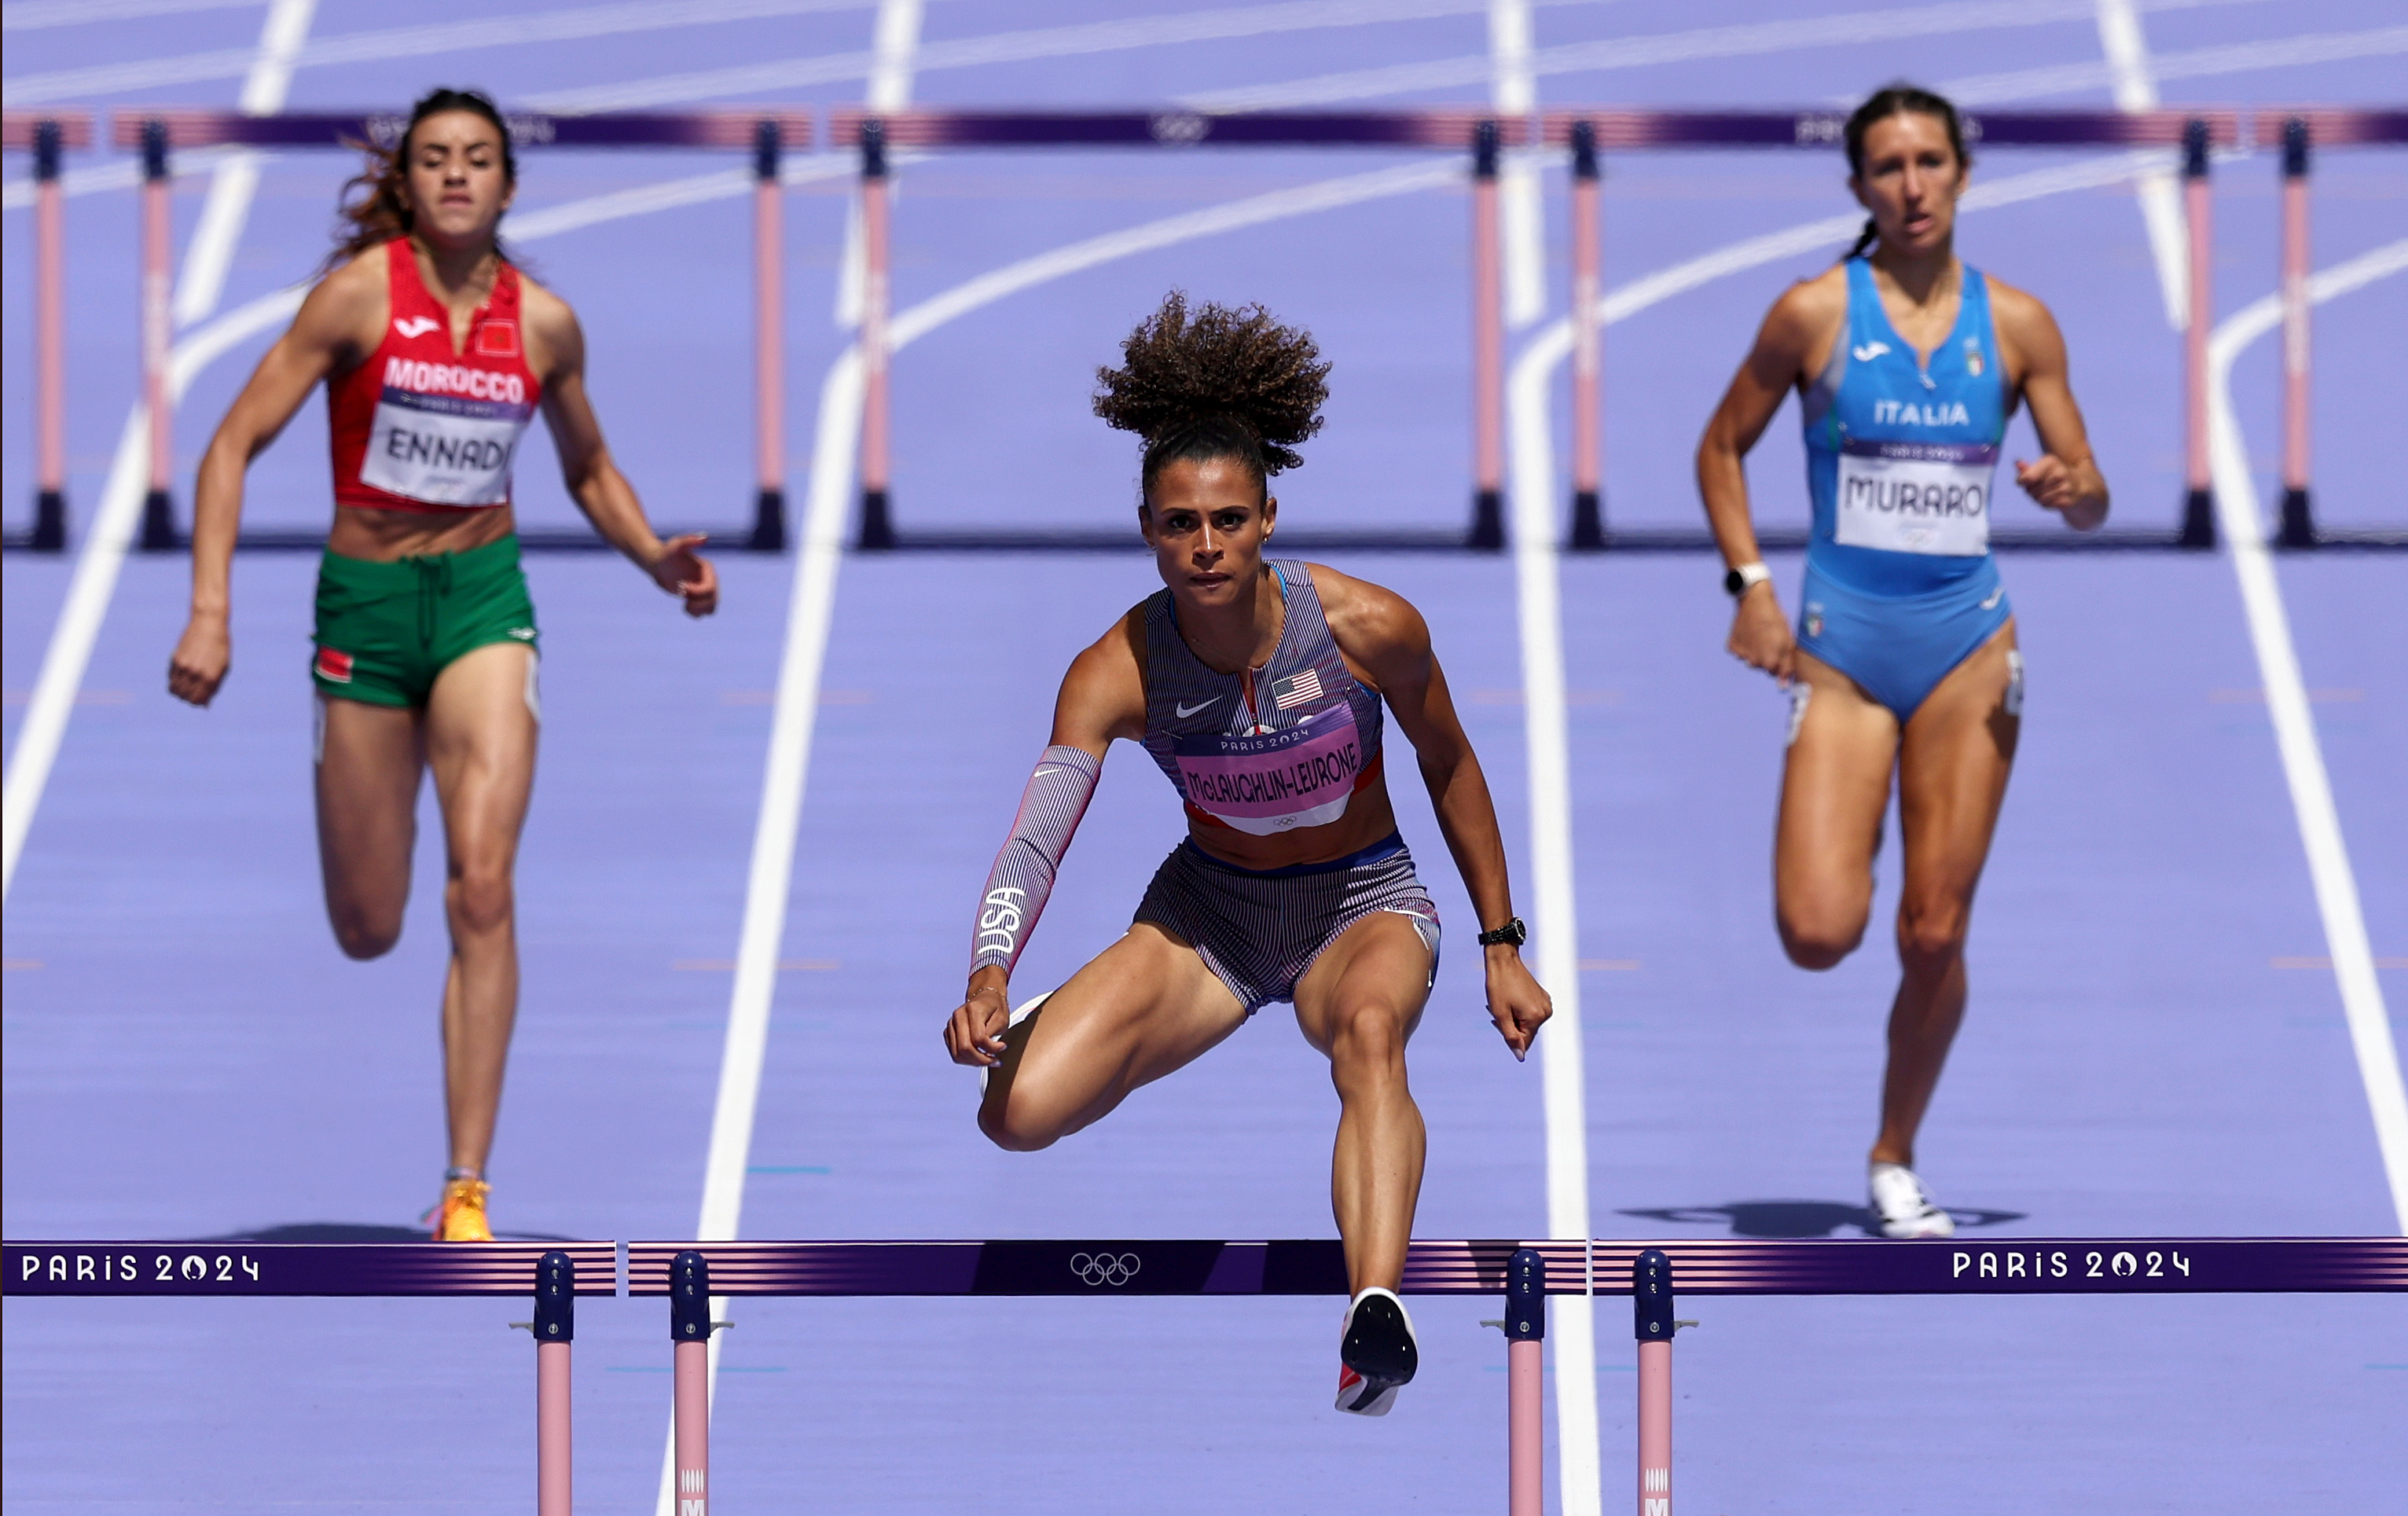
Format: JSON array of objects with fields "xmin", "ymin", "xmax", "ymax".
[{"xmin": 1722, "ymin": 561, "xmax": 1771, "ymax": 598}]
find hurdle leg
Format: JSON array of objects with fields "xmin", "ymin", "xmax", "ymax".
[
  {"xmin": 1468, "ymin": 119, "xmax": 1506, "ymax": 550},
  {"xmin": 1568, "ymin": 120, "xmax": 1604, "ymax": 552},
  {"xmin": 533, "ymin": 1251, "xmax": 574, "ymax": 1516},
  {"xmin": 2177, "ymin": 118, "xmax": 2215, "ymax": 549},
  {"xmin": 751, "ymin": 118, "xmax": 788, "ymax": 552},
  {"xmin": 32, "ymin": 119, "xmax": 68, "ymax": 552},
  {"xmin": 1633, "ymin": 1249, "xmax": 1676, "ymax": 1515},
  {"xmin": 856, "ymin": 119, "xmax": 895, "ymax": 550},
  {"xmin": 139, "ymin": 118, "xmax": 178, "ymax": 552},
  {"xmin": 670, "ymin": 1250, "xmax": 713, "ymax": 1513},
  {"xmin": 1504, "ymin": 1248, "xmax": 1545, "ymax": 1516},
  {"xmin": 2277, "ymin": 116, "xmax": 2314, "ymax": 548}
]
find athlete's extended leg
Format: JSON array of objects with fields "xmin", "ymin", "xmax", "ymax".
[
  {"xmin": 1292, "ymin": 912, "xmax": 1434, "ymax": 1296},
  {"xmin": 1774, "ymin": 655, "xmax": 1900, "ymax": 969},
  {"xmin": 315, "ymin": 697, "xmax": 425, "ymax": 960},
  {"xmin": 422, "ymin": 643, "xmax": 538, "ymax": 1178},
  {"xmin": 1874, "ymin": 623, "xmax": 2019, "ymax": 1168},
  {"xmin": 978, "ymin": 921, "xmax": 1249, "ymax": 1151}
]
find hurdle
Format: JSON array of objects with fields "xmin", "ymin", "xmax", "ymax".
[
  {"xmin": 101, "ymin": 108, "xmax": 813, "ymax": 552},
  {"xmin": 2252, "ymin": 108, "xmax": 2408, "ymax": 549},
  {"xmin": 8, "ymin": 1235, "xmax": 2402, "ymax": 1511},
  {"xmin": 824, "ymin": 108, "xmax": 1531, "ymax": 552},
  {"xmin": 1538, "ymin": 108, "xmax": 2244, "ymax": 551},
  {"xmin": 2, "ymin": 110, "xmax": 96, "ymax": 552}
]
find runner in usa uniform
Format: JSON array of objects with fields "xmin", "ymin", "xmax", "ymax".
[
  {"xmin": 167, "ymin": 90, "xmax": 717, "ymax": 1241},
  {"xmin": 1696, "ymin": 87, "xmax": 2108, "ymax": 1239},
  {"xmin": 942, "ymin": 295, "xmax": 1553, "ymax": 1415}
]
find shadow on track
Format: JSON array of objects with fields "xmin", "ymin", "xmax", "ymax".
[{"xmin": 1619, "ymin": 1201, "xmax": 2027, "ymax": 1239}]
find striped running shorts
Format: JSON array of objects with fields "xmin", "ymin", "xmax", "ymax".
[{"xmin": 1133, "ymin": 833, "xmax": 1441, "ymax": 1015}]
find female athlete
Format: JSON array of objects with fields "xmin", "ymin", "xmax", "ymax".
[
  {"xmin": 942, "ymin": 294, "xmax": 1552, "ymax": 1415},
  {"xmin": 167, "ymin": 89, "xmax": 717, "ymax": 1241},
  {"xmin": 1696, "ymin": 86, "xmax": 2108, "ymax": 1238}
]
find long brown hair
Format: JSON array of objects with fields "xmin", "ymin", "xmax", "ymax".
[{"xmin": 327, "ymin": 87, "xmax": 517, "ymax": 271}]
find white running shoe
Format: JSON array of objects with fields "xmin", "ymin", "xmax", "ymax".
[
  {"xmin": 1334, "ymin": 1287, "xmax": 1419, "ymax": 1416},
  {"xmin": 978, "ymin": 992, "xmax": 1050, "ymax": 1096},
  {"xmin": 1868, "ymin": 1162, "xmax": 1955, "ymax": 1239}
]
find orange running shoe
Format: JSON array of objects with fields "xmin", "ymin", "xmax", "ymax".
[{"xmin": 427, "ymin": 1176, "xmax": 494, "ymax": 1242}]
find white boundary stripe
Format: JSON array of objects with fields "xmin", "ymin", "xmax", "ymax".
[
  {"xmin": 1947, "ymin": 23, "xmax": 2408, "ymax": 105},
  {"xmin": 172, "ymin": 0, "xmax": 314, "ymax": 327},
  {"xmin": 1488, "ymin": 0, "xmax": 1544, "ymax": 329},
  {"xmin": 2096, "ymin": 0, "xmax": 2191, "ymax": 329},
  {"xmin": 0, "ymin": 0, "xmax": 315, "ymax": 901},
  {"xmin": 2205, "ymin": 240, "xmax": 2408, "ymax": 1234}
]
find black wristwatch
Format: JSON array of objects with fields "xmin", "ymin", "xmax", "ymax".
[
  {"xmin": 1477, "ymin": 916, "xmax": 1528, "ymax": 949},
  {"xmin": 1723, "ymin": 561, "xmax": 1771, "ymax": 598}
]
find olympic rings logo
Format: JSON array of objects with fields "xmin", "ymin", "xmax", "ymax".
[{"xmin": 1069, "ymin": 1251, "xmax": 1142, "ymax": 1287}]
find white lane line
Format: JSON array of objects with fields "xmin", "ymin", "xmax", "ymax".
[
  {"xmin": 3, "ymin": 0, "xmax": 259, "ymax": 30},
  {"xmin": 2096, "ymin": 0, "xmax": 2191, "ymax": 330},
  {"xmin": 832, "ymin": 0, "xmax": 921, "ymax": 329},
  {"xmin": 528, "ymin": 0, "xmax": 1522, "ymax": 112},
  {"xmin": 2205, "ymin": 240, "xmax": 2408, "ymax": 1234},
  {"xmin": 172, "ymin": 0, "xmax": 314, "ymax": 327},
  {"xmin": 0, "ymin": 0, "xmax": 315, "ymax": 901},
  {"xmin": 1489, "ymin": 0, "xmax": 1545, "ymax": 329},
  {"xmin": 1, "ymin": 0, "xmax": 876, "ymax": 105},
  {"xmin": 1947, "ymin": 23, "xmax": 2408, "ymax": 105},
  {"xmin": 1182, "ymin": 0, "xmax": 2261, "ymax": 112}
]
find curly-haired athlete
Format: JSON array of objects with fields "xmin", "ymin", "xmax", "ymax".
[
  {"xmin": 942, "ymin": 293, "xmax": 1553, "ymax": 1416},
  {"xmin": 167, "ymin": 90, "xmax": 716, "ymax": 1240},
  {"xmin": 1697, "ymin": 87, "xmax": 2107, "ymax": 1237}
]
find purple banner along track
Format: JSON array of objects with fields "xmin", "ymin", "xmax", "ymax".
[
  {"xmin": 824, "ymin": 108, "xmax": 1526, "ymax": 152},
  {"xmin": 2254, "ymin": 108, "xmax": 2408, "ymax": 148},
  {"xmin": 3, "ymin": 110, "xmax": 97, "ymax": 151},
  {"xmin": 4, "ymin": 1241, "xmax": 618, "ymax": 1297},
  {"xmin": 105, "ymin": 110, "xmax": 813, "ymax": 154},
  {"xmin": 1538, "ymin": 108, "xmax": 2246, "ymax": 151},
  {"xmin": 625, "ymin": 1239, "xmax": 2405, "ymax": 1298}
]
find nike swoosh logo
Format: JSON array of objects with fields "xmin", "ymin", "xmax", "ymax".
[
  {"xmin": 395, "ymin": 317, "xmax": 440, "ymax": 339},
  {"xmin": 1852, "ymin": 341, "xmax": 1890, "ymax": 362},
  {"xmin": 1174, "ymin": 699, "xmax": 1221, "ymax": 718},
  {"xmin": 1979, "ymin": 588, "xmax": 2004, "ymax": 611},
  {"xmin": 1033, "ymin": 767, "xmax": 1064, "ymax": 777}
]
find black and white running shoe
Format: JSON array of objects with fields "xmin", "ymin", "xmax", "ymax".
[
  {"xmin": 1869, "ymin": 1161, "xmax": 1955, "ymax": 1239},
  {"xmin": 1334, "ymin": 1287, "xmax": 1419, "ymax": 1416}
]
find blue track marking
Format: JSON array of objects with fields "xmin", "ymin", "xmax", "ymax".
[{"xmin": 6, "ymin": 0, "xmax": 2405, "ymax": 1510}]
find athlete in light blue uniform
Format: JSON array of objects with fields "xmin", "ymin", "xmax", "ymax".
[{"xmin": 1698, "ymin": 87, "xmax": 2108, "ymax": 1239}]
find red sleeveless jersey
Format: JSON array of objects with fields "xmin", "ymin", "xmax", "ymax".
[{"xmin": 328, "ymin": 240, "xmax": 541, "ymax": 513}]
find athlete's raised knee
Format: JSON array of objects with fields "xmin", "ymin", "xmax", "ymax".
[
  {"xmin": 1778, "ymin": 906, "xmax": 1866, "ymax": 971},
  {"xmin": 978, "ymin": 1093, "xmax": 1066, "ymax": 1153},
  {"xmin": 328, "ymin": 905, "xmax": 402, "ymax": 961}
]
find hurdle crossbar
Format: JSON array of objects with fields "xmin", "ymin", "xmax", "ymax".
[
  {"xmin": 823, "ymin": 108, "xmax": 1532, "ymax": 552},
  {"xmin": 1537, "ymin": 108, "xmax": 2246, "ymax": 550},
  {"xmin": 2, "ymin": 110, "xmax": 94, "ymax": 552},
  {"xmin": 2252, "ymin": 109, "xmax": 2408, "ymax": 549},
  {"xmin": 100, "ymin": 108, "xmax": 812, "ymax": 552}
]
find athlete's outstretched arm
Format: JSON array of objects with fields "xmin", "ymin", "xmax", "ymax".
[
  {"xmin": 1991, "ymin": 282, "xmax": 2109, "ymax": 530},
  {"xmin": 523, "ymin": 284, "xmax": 717, "ymax": 616},
  {"xmin": 170, "ymin": 257, "xmax": 383, "ymax": 707},
  {"xmin": 943, "ymin": 613, "xmax": 1148, "ymax": 1067},
  {"xmin": 1319, "ymin": 570, "xmax": 1552, "ymax": 1059},
  {"xmin": 1697, "ymin": 277, "xmax": 1841, "ymax": 685}
]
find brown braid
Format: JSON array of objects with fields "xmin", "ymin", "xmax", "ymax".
[{"xmin": 1093, "ymin": 292, "xmax": 1331, "ymax": 502}]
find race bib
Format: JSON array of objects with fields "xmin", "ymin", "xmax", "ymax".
[
  {"xmin": 1174, "ymin": 704, "xmax": 1364, "ymax": 835},
  {"xmin": 359, "ymin": 386, "xmax": 531, "ymax": 506},
  {"xmin": 1834, "ymin": 438, "xmax": 1995, "ymax": 556}
]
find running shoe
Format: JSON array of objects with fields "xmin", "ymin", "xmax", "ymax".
[
  {"xmin": 426, "ymin": 1176, "xmax": 494, "ymax": 1243},
  {"xmin": 1868, "ymin": 1162, "xmax": 1954, "ymax": 1239},
  {"xmin": 1334, "ymin": 1287, "xmax": 1419, "ymax": 1416}
]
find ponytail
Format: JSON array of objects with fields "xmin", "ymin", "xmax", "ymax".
[{"xmin": 1842, "ymin": 216, "xmax": 1879, "ymax": 262}]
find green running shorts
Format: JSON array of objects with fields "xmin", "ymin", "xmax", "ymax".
[{"xmin": 310, "ymin": 534, "xmax": 538, "ymax": 708}]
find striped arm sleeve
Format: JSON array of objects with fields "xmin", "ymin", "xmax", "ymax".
[{"xmin": 970, "ymin": 744, "xmax": 1103, "ymax": 975}]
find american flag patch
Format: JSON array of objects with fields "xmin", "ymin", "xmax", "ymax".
[{"xmin": 1270, "ymin": 668, "xmax": 1323, "ymax": 710}]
